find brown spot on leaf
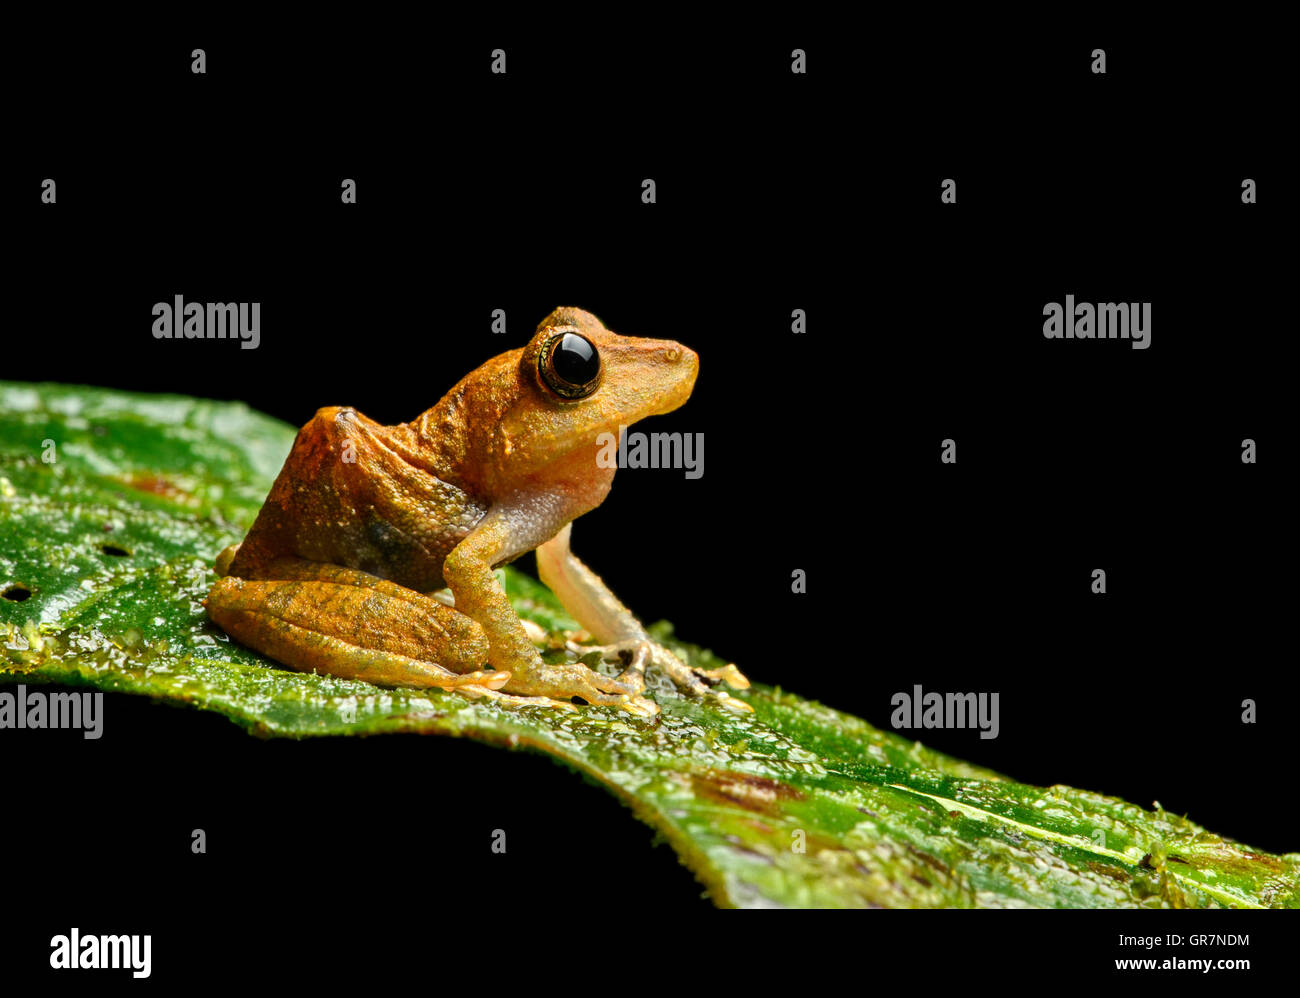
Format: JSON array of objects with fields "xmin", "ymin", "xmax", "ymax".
[
  {"xmin": 1086, "ymin": 861, "xmax": 1133, "ymax": 883},
  {"xmin": 903, "ymin": 842, "xmax": 951, "ymax": 875},
  {"xmin": 691, "ymin": 769, "xmax": 803, "ymax": 814},
  {"xmin": 121, "ymin": 473, "xmax": 194, "ymax": 503},
  {"xmin": 1209, "ymin": 848, "xmax": 1285, "ymax": 875}
]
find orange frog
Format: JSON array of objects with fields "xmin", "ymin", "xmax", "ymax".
[{"xmin": 204, "ymin": 307, "xmax": 750, "ymax": 717}]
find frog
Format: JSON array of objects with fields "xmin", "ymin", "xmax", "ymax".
[{"xmin": 204, "ymin": 307, "xmax": 750, "ymax": 717}]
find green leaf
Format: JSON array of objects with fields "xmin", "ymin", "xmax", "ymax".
[{"xmin": 2, "ymin": 381, "xmax": 1297, "ymax": 909}]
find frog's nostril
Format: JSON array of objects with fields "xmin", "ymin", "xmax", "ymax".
[{"xmin": 665, "ymin": 348, "xmax": 680, "ymax": 362}]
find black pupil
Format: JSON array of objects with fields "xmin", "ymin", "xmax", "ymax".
[{"xmin": 552, "ymin": 333, "xmax": 599, "ymax": 386}]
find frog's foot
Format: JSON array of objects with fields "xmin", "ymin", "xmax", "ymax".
[
  {"xmin": 457, "ymin": 683, "xmax": 662, "ymax": 717},
  {"xmin": 572, "ymin": 639, "xmax": 753, "ymax": 714},
  {"xmin": 504, "ymin": 661, "xmax": 660, "ymax": 718},
  {"xmin": 452, "ymin": 684, "xmax": 582, "ymax": 713}
]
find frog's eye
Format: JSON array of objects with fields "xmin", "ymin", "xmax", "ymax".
[{"xmin": 539, "ymin": 331, "xmax": 601, "ymax": 400}]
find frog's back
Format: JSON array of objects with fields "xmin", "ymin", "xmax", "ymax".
[{"xmin": 229, "ymin": 406, "xmax": 488, "ymax": 591}]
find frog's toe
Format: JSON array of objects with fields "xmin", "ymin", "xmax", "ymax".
[
  {"xmin": 654, "ymin": 647, "xmax": 751, "ymax": 700},
  {"xmin": 561, "ymin": 677, "xmax": 659, "ymax": 717},
  {"xmin": 568, "ymin": 638, "xmax": 653, "ymax": 687},
  {"xmin": 613, "ymin": 667, "xmax": 648, "ymax": 696},
  {"xmin": 434, "ymin": 669, "xmax": 512, "ymax": 691},
  {"xmin": 570, "ymin": 683, "xmax": 659, "ymax": 718},
  {"xmin": 704, "ymin": 688, "xmax": 754, "ymax": 714},
  {"xmin": 692, "ymin": 662, "xmax": 750, "ymax": 690},
  {"xmin": 571, "ymin": 638, "xmax": 753, "ymax": 712},
  {"xmin": 459, "ymin": 685, "xmax": 581, "ymax": 712},
  {"xmin": 500, "ymin": 661, "xmax": 647, "ymax": 714},
  {"xmin": 617, "ymin": 694, "xmax": 660, "ymax": 719},
  {"xmin": 592, "ymin": 673, "xmax": 641, "ymax": 698}
]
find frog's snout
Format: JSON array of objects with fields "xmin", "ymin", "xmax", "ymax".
[
  {"xmin": 666, "ymin": 343, "xmax": 699, "ymax": 371},
  {"xmin": 663, "ymin": 342, "xmax": 698, "ymax": 378},
  {"xmin": 649, "ymin": 341, "xmax": 698, "ymax": 413}
]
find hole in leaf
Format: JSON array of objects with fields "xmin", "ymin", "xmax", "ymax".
[
  {"xmin": 3, "ymin": 586, "xmax": 32, "ymax": 602},
  {"xmin": 101, "ymin": 544, "xmax": 131, "ymax": 557}
]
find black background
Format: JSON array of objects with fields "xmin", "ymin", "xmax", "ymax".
[{"xmin": 3, "ymin": 14, "xmax": 1294, "ymax": 983}]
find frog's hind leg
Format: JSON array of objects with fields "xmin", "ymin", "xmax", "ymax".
[{"xmin": 205, "ymin": 556, "xmax": 512, "ymax": 694}]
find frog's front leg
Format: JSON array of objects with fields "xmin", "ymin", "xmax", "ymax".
[
  {"xmin": 535, "ymin": 524, "xmax": 752, "ymax": 713},
  {"xmin": 443, "ymin": 507, "xmax": 658, "ymax": 717}
]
